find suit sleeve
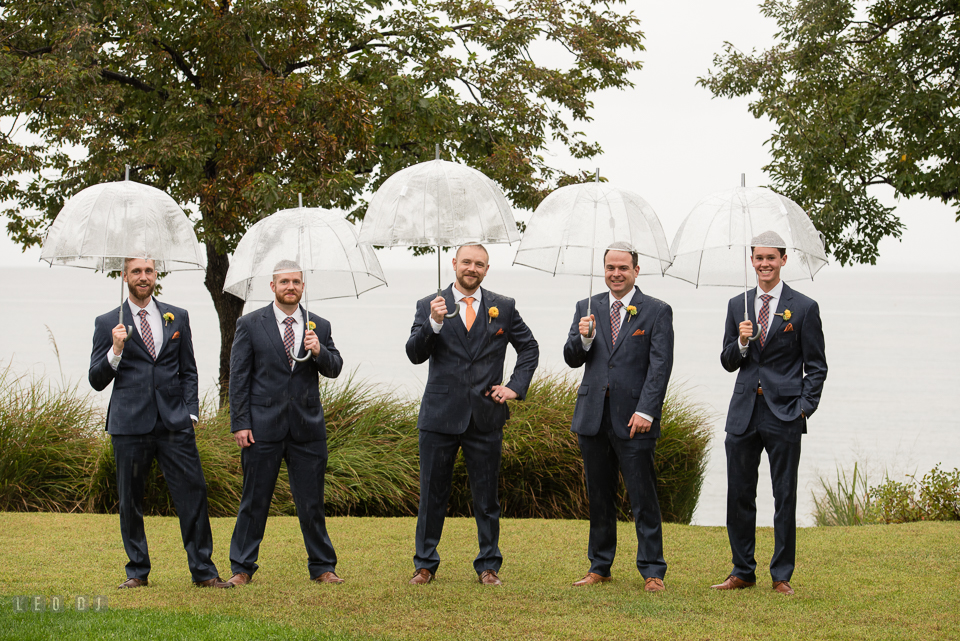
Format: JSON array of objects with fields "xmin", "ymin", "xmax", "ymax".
[
  {"xmin": 177, "ymin": 310, "xmax": 200, "ymax": 418},
  {"xmin": 229, "ymin": 317, "xmax": 254, "ymax": 434},
  {"xmin": 800, "ymin": 300, "xmax": 827, "ymax": 418},
  {"xmin": 504, "ymin": 305, "xmax": 539, "ymax": 400},
  {"xmin": 89, "ymin": 315, "xmax": 117, "ymax": 392},
  {"xmin": 313, "ymin": 319, "xmax": 343, "ymax": 379},
  {"xmin": 636, "ymin": 303, "xmax": 674, "ymax": 419},
  {"xmin": 720, "ymin": 298, "xmax": 745, "ymax": 372},
  {"xmin": 405, "ymin": 298, "xmax": 438, "ymax": 365},
  {"xmin": 563, "ymin": 303, "xmax": 589, "ymax": 369}
]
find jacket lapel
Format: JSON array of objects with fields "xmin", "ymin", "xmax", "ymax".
[
  {"xmin": 258, "ymin": 304, "xmax": 291, "ymax": 368},
  {"xmin": 766, "ymin": 283, "xmax": 792, "ymax": 346},
  {"xmin": 610, "ymin": 287, "xmax": 640, "ymax": 357},
  {"xmin": 472, "ymin": 288, "xmax": 493, "ymax": 354},
  {"xmin": 155, "ymin": 300, "xmax": 174, "ymax": 358},
  {"xmin": 443, "ymin": 285, "xmax": 471, "ymax": 355},
  {"xmin": 292, "ymin": 305, "xmax": 310, "ymax": 370}
]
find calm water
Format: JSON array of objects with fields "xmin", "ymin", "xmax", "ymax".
[{"xmin": 2, "ymin": 265, "xmax": 957, "ymax": 527}]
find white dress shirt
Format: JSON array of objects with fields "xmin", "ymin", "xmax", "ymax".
[
  {"xmin": 107, "ymin": 297, "xmax": 163, "ymax": 369},
  {"xmin": 273, "ymin": 302, "xmax": 305, "ymax": 368},
  {"xmin": 579, "ymin": 289, "xmax": 651, "ymax": 423},
  {"xmin": 739, "ymin": 279, "xmax": 784, "ymax": 353},
  {"xmin": 430, "ymin": 287, "xmax": 482, "ymax": 333}
]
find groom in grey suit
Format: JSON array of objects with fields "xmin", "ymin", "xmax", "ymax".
[
  {"xmin": 89, "ymin": 258, "xmax": 224, "ymax": 589},
  {"xmin": 405, "ymin": 244, "xmax": 539, "ymax": 586},
  {"xmin": 224, "ymin": 260, "xmax": 344, "ymax": 587},
  {"xmin": 711, "ymin": 231, "xmax": 827, "ymax": 596},
  {"xmin": 563, "ymin": 242, "xmax": 674, "ymax": 593}
]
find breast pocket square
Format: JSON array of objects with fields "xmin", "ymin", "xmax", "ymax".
[
  {"xmin": 495, "ymin": 328, "xmax": 505, "ymax": 337},
  {"xmin": 171, "ymin": 331, "xmax": 181, "ymax": 340},
  {"xmin": 632, "ymin": 329, "xmax": 645, "ymax": 336},
  {"xmin": 783, "ymin": 323, "xmax": 794, "ymax": 333}
]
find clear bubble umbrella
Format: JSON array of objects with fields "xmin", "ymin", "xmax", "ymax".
[
  {"xmin": 40, "ymin": 167, "xmax": 205, "ymax": 340},
  {"xmin": 512, "ymin": 170, "xmax": 672, "ymax": 333},
  {"xmin": 223, "ymin": 197, "xmax": 386, "ymax": 362},
  {"xmin": 358, "ymin": 146, "xmax": 518, "ymax": 318},
  {"xmin": 665, "ymin": 175, "xmax": 828, "ymax": 341}
]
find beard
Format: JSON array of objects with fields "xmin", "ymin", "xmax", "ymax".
[{"xmin": 127, "ymin": 279, "xmax": 156, "ymax": 303}]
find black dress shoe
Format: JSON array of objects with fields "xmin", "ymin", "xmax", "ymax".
[{"xmin": 117, "ymin": 577, "xmax": 148, "ymax": 589}]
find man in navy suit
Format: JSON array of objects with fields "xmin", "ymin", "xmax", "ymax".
[
  {"xmin": 89, "ymin": 258, "xmax": 224, "ymax": 589},
  {"xmin": 711, "ymin": 231, "xmax": 827, "ymax": 596},
  {"xmin": 563, "ymin": 242, "xmax": 674, "ymax": 592},
  {"xmin": 405, "ymin": 244, "xmax": 539, "ymax": 586},
  {"xmin": 224, "ymin": 260, "xmax": 344, "ymax": 587}
]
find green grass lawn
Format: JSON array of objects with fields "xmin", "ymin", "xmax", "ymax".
[{"xmin": 0, "ymin": 513, "xmax": 957, "ymax": 640}]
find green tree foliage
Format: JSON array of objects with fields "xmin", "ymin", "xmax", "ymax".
[
  {"xmin": 700, "ymin": 0, "xmax": 960, "ymax": 265},
  {"xmin": 0, "ymin": 1, "xmax": 643, "ymax": 392}
]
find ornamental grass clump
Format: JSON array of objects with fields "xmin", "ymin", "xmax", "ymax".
[{"xmin": 0, "ymin": 368, "xmax": 101, "ymax": 512}]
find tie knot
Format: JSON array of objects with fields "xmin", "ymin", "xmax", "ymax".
[
  {"xmin": 760, "ymin": 294, "xmax": 772, "ymax": 303},
  {"xmin": 283, "ymin": 316, "xmax": 296, "ymax": 326},
  {"xmin": 463, "ymin": 296, "xmax": 475, "ymax": 305},
  {"xmin": 612, "ymin": 300, "xmax": 623, "ymax": 312},
  {"xmin": 138, "ymin": 309, "xmax": 148, "ymax": 319}
]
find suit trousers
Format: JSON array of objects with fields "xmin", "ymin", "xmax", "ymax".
[
  {"xmin": 230, "ymin": 435, "xmax": 336, "ymax": 580},
  {"xmin": 111, "ymin": 416, "xmax": 218, "ymax": 583},
  {"xmin": 725, "ymin": 397, "xmax": 803, "ymax": 583},
  {"xmin": 415, "ymin": 420, "xmax": 503, "ymax": 575},
  {"xmin": 578, "ymin": 397, "xmax": 666, "ymax": 580}
]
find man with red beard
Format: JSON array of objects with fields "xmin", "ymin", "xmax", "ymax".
[{"xmin": 89, "ymin": 258, "xmax": 225, "ymax": 589}]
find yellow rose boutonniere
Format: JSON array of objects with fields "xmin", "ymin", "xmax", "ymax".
[
  {"xmin": 626, "ymin": 305, "xmax": 637, "ymax": 321},
  {"xmin": 775, "ymin": 310, "xmax": 792, "ymax": 321},
  {"xmin": 162, "ymin": 312, "xmax": 174, "ymax": 326},
  {"xmin": 307, "ymin": 321, "xmax": 316, "ymax": 331},
  {"xmin": 488, "ymin": 306, "xmax": 499, "ymax": 323}
]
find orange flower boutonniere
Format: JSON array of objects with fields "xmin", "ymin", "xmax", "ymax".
[
  {"xmin": 163, "ymin": 312, "xmax": 174, "ymax": 326},
  {"xmin": 488, "ymin": 306, "xmax": 499, "ymax": 324},
  {"xmin": 626, "ymin": 305, "xmax": 637, "ymax": 321}
]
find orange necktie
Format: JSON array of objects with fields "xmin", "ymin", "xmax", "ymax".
[{"xmin": 463, "ymin": 296, "xmax": 476, "ymax": 331}]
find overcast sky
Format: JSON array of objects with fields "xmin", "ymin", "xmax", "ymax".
[{"xmin": 2, "ymin": 0, "xmax": 957, "ymax": 271}]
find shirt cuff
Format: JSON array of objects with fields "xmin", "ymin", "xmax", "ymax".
[
  {"xmin": 190, "ymin": 415, "xmax": 198, "ymax": 424},
  {"xmin": 634, "ymin": 411, "xmax": 654, "ymax": 423},
  {"xmin": 106, "ymin": 348, "xmax": 122, "ymax": 370},
  {"xmin": 739, "ymin": 340, "xmax": 748, "ymax": 354},
  {"xmin": 580, "ymin": 334, "xmax": 594, "ymax": 350},
  {"xmin": 430, "ymin": 317, "xmax": 443, "ymax": 334}
]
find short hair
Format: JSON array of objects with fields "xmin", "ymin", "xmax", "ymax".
[
  {"xmin": 750, "ymin": 231, "xmax": 787, "ymax": 257},
  {"xmin": 603, "ymin": 241, "xmax": 638, "ymax": 268},
  {"xmin": 123, "ymin": 257, "xmax": 156, "ymax": 272},
  {"xmin": 455, "ymin": 244, "xmax": 489, "ymax": 261},
  {"xmin": 272, "ymin": 260, "xmax": 303, "ymax": 280}
]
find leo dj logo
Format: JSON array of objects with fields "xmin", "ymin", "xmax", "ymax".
[{"xmin": 11, "ymin": 595, "xmax": 108, "ymax": 613}]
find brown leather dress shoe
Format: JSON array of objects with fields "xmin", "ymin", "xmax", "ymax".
[
  {"xmin": 224, "ymin": 572, "xmax": 252, "ymax": 588},
  {"xmin": 644, "ymin": 577, "xmax": 665, "ymax": 593},
  {"xmin": 772, "ymin": 580, "xmax": 795, "ymax": 595},
  {"xmin": 194, "ymin": 577, "xmax": 230, "ymax": 588},
  {"xmin": 117, "ymin": 577, "xmax": 148, "ymax": 590},
  {"xmin": 409, "ymin": 569, "xmax": 434, "ymax": 585},
  {"xmin": 315, "ymin": 571, "xmax": 345, "ymax": 584},
  {"xmin": 710, "ymin": 575, "xmax": 756, "ymax": 590},
  {"xmin": 572, "ymin": 572, "xmax": 612, "ymax": 587},
  {"xmin": 479, "ymin": 570, "xmax": 502, "ymax": 585}
]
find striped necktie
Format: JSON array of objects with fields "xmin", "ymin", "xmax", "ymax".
[{"xmin": 138, "ymin": 309, "xmax": 157, "ymax": 360}]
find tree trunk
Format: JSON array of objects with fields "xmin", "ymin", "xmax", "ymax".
[{"xmin": 204, "ymin": 240, "xmax": 244, "ymax": 408}]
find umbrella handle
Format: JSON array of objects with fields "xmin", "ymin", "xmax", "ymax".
[
  {"xmin": 744, "ymin": 311, "xmax": 760, "ymax": 342},
  {"xmin": 291, "ymin": 347, "xmax": 312, "ymax": 363},
  {"xmin": 440, "ymin": 288, "xmax": 460, "ymax": 319},
  {"xmin": 124, "ymin": 326, "xmax": 133, "ymax": 343}
]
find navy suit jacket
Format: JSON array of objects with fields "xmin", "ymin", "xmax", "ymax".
[
  {"xmin": 406, "ymin": 286, "xmax": 539, "ymax": 434},
  {"xmin": 563, "ymin": 287, "xmax": 674, "ymax": 440},
  {"xmin": 229, "ymin": 304, "xmax": 343, "ymax": 443},
  {"xmin": 89, "ymin": 300, "xmax": 199, "ymax": 435},
  {"xmin": 721, "ymin": 283, "xmax": 827, "ymax": 439}
]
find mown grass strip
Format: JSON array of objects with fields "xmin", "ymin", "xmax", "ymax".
[{"xmin": 0, "ymin": 514, "xmax": 956, "ymax": 640}]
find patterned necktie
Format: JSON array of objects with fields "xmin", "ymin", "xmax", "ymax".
[
  {"xmin": 282, "ymin": 317, "xmax": 296, "ymax": 368},
  {"xmin": 610, "ymin": 300, "xmax": 624, "ymax": 345},
  {"xmin": 758, "ymin": 294, "xmax": 773, "ymax": 349},
  {"xmin": 463, "ymin": 297, "xmax": 476, "ymax": 331},
  {"xmin": 138, "ymin": 309, "xmax": 157, "ymax": 360}
]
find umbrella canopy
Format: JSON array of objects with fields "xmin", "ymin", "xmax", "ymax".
[
  {"xmin": 513, "ymin": 181, "xmax": 672, "ymax": 277},
  {"xmin": 358, "ymin": 157, "xmax": 519, "ymax": 248},
  {"xmin": 40, "ymin": 179, "xmax": 205, "ymax": 272},
  {"xmin": 667, "ymin": 185, "xmax": 827, "ymax": 288},
  {"xmin": 224, "ymin": 205, "xmax": 386, "ymax": 304}
]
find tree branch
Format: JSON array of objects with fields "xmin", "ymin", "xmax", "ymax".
[
  {"xmin": 100, "ymin": 69, "xmax": 169, "ymax": 100},
  {"xmin": 244, "ymin": 32, "xmax": 278, "ymax": 75},
  {"xmin": 153, "ymin": 39, "xmax": 202, "ymax": 89}
]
